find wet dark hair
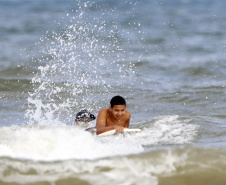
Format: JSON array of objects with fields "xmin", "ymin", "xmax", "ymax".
[
  {"xmin": 110, "ymin": 96, "xmax": 126, "ymax": 108},
  {"xmin": 75, "ymin": 109, "xmax": 96, "ymax": 122}
]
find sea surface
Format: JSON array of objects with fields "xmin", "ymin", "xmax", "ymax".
[{"xmin": 0, "ymin": 0, "xmax": 226, "ymax": 184}]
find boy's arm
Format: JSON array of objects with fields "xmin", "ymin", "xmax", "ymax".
[
  {"xmin": 95, "ymin": 109, "xmax": 114, "ymax": 135},
  {"xmin": 124, "ymin": 119, "xmax": 130, "ymax": 128},
  {"xmin": 124, "ymin": 111, "xmax": 131, "ymax": 128}
]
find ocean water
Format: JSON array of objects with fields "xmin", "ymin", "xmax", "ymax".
[{"xmin": 0, "ymin": 0, "xmax": 226, "ymax": 184}]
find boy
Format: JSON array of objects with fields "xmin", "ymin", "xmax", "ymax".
[
  {"xmin": 95, "ymin": 95, "xmax": 131, "ymax": 135},
  {"xmin": 75, "ymin": 109, "xmax": 97, "ymax": 133},
  {"xmin": 75, "ymin": 109, "xmax": 96, "ymax": 125}
]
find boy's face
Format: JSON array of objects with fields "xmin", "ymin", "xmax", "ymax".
[
  {"xmin": 75, "ymin": 117, "xmax": 92, "ymax": 125},
  {"xmin": 110, "ymin": 105, "xmax": 126, "ymax": 120}
]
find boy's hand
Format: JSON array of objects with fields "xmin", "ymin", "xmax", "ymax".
[{"xmin": 113, "ymin": 125, "xmax": 124, "ymax": 133}]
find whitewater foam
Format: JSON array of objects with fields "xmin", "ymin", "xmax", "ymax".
[{"xmin": 0, "ymin": 115, "xmax": 198, "ymax": 161}]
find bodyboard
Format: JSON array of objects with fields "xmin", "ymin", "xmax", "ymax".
[{"xmin": 98, "ymin": 128, "xmax": 141, "ymax": 137}]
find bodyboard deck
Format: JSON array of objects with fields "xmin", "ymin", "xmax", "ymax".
[{"xmin": 98, "ymin": 128, "xmax": 141, "ymax": 137}]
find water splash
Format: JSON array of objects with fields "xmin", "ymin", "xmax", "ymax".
[{"xmin": 26, "ymin": 1, "xmax": 141, "ymax": 125}]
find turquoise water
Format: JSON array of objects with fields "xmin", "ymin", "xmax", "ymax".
[{"xmin": 0, "ymin": 0, "xmax": 226, "ymax": 184}]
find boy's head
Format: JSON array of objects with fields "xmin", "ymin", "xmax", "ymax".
[
  {"xmin": 75, "ymin": 109, "xmax": 96, "ymax": 124},
  {"xmin": 109, "ymin": 96, "xmax": 127, "ymax": 120},
  {"xmin": 110, "ymin": 96, "xmax": 126, "ymax": 108}
]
